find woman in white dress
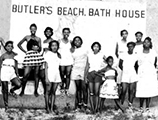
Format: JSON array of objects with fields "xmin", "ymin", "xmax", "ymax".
[
  {"xmin": 136, "ymin": 37, "xmax": 158, "ymax": 111},
  {"xmin": 71, "ymin": 36, "xmax": 88, "ymax": 112},
  {"xmin": 115, "ymin": 29, "xmax": 128, "ymax": 85},
  {"xmin": 58, "ymin": 28, "xmax": 73, "ymax": 95},
  {"xmin": 44, "ymin": 40, "xmax": 61, "ymax": 114}
]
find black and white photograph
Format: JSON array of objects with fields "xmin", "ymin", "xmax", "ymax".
[{"xmin": 0, "ymin": 0, "xmax": 158, "ymax": 119}]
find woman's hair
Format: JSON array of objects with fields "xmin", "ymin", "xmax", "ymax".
[
  {"xmin": 44, "ymin": 27, "xmax": 53, "ymax": 37},
  {"xmin": 5, "ymin": 41, "xmax": 13, "ymax": 48},
  {"xmin": 27, "ymin": 39, "xmax": 39, "ymax": 51},
  {"xmin": 135, "ymin": 31, "xmax": 143, "ymax": 36},
  {"xmin": 91, "ymin": 42, "xmax": 101, "ymax": 51},
  {"xmin": 127, "ymin": 41, "xmax": 136, "ymax": 47},
  {"xmin": 143, "ymin": 37, "xmax": 153, "ymax": 49},
  {"xmin": 48, "ymin": 40, "xmax": 60, "ymax": 50},
  {"xmin": 62, "ymin": 27, "xmax": 71, "ymax": 33},
  {"xmin": 72, "ymin": 36, "xmax": 83, "ymax": 47},
  {"xmin": 106, "ymin": 56, "xmax": 113, "ymax": 63},
  {"xmin": 30, "ymin": 23, "xmax": 37, "ymax": 29},
  {"xmin": 120, "ymin": 29, "xmax": 128, "ymax": 36}
]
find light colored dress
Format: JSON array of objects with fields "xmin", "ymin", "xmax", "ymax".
[
  {"xmin": 71, "ymin": 47, "xmax": 88, "ymax": 80},
  {"xmin": 121, "ymin": 52, "xmax": 138, "ymax": 83},
  {"xmin": 58, "ymin": 39, "xmax": 73, "ymax": 66},
  {"xmin": 117, "ymin": 40, "xmax": 127, "ymax": 59},
  {"xmin": 1, "ymin": 59, "xmax": 16, "ymax": 81},
  {"xmin": 116, "ymin": 40, "xmax": 127, "ymax": 84},
  {"xmin": 136, "ymin": 49, "xmax": 158, "ymax": 98},
  {"xmin": 43, "ymin": 51, "xmax": 61, "ymax": 83},
  {"xmin": 100, "ymin": 69, "xmax": 119, "ymax": 99}
]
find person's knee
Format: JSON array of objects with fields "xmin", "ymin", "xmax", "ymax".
[
  {"xmin": 2, "ymin": 87, "xmax": 8, "ymax": 94},
  {"xmin": 89, "ymin": 92, "xmax": 94, "ymax": 96},
  {"xmin": 16, "ymin": 82, "xmax": 21, "ymax": 88},
  {"xmin": 94, "ymin": 91, "xmax": 100, "ymax": 96},
  {"xmin": 51, "ymin": 90, "xmax": 56, "ymax": 96},
  {"xmin": 66, "ymin": 71, "xmax": 71, "ymax": 77},
  {"xmin": 23, "ymin": 73, "xmax": 30, "ymax": 79}
]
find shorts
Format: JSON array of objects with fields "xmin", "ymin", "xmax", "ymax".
[{"xmin": 87, "ymin": 71, "xmax": 102, "ymax": 83}]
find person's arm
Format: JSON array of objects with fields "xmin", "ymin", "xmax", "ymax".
[
  {"xmin": 17, "ymin": 36, "xmax": 27, "ymax": 53},
  {"xmin": 115, "ymin": 42, "xmax": 119, "ymax": 58},
  {"xmin": 44, "ymin": 62, "xmax": 49, "ymax": 84},
  {"xmin": 118, "ymin": 59, "xmax": 123, "ymax": 70},
  {"xmin": 97, "ymin": 65, "xmax": 108, "ymax": 74},
  {"xmin": 84, "ymin": 57, "xmax": 90, "ymax": 83},
  {"xmin": 43, "ymin": 52, "xmax": 50, "ymax": 84},
  {"xmin": 134, "ymin": 61, "xmax": 139, "ymax": 74},
  {"xmin": 70, "ymin": 40, "xmax": 75, "ymax": 53},
  {"xmin": 0, "ymin": 37, "xmax": 5, "ymax": 49},
  {"xmin": 14, "ymin": 59, "xmax": 19, "ymax": 77},
  {"xmin": 114, "ymin": 69, "xmax": 118, "ymax": 82},
  {"xmin": 37, "ymin": 38, "xmax": 42, "ymax": 52},
  {"xmin": 154, "ymin": 57, "xmax": 157, "ymax": 68},
  {"xmin": 0, "ymin": 54, "xmax": 4, "ymax": 85}
]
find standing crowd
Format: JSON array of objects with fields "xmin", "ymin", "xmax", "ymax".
[{"xmin": 0, "ymin": 24, "xmax": 158, "ymax": 115}]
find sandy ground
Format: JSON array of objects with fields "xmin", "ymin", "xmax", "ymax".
[{"xmin": 0, "ymin": 94, "xmax": 158, "ymax": 120}]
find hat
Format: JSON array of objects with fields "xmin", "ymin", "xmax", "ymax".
[{"xmin": 127, "ymin": 41, "xmax": 136, "ymax": 47}]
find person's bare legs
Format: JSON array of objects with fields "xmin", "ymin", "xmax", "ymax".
[
  {"xmin": 128, "ymin": 82, "xmax": 136, "ymax": 106},
  {"xmin": 34, "ymin": 66, "xmax": 40, "ymax": 97},
  {"xmin": 65, "ymin": 65, "xmax": 72, "ymax": 95},
  {"xmin": 120, "ymin": 83, "xmax": 128, "ymax": 105},
  {"xmin": 19, "ymin": 66, "xmax": 32, "ymax": 96},
  {"xmin": 94, "ymin": 82, "xmax": 101, "ymax": 113},
  {"xmin": 49, "ymin": 83, "xmax": 59, "ymax": 114},
  {"xmin": 88, "ymin": 82, "xmax": 95, "ymax": 113}
]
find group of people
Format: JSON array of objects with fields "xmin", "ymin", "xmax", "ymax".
[{"xmin": 0, "ymin": 24, "xmax": 158, "ymax": 115}]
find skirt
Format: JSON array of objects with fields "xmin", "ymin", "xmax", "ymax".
[
  {"xmin": 23, "ymin": 50, "xmax": 45, "ymax": 66},
  {"xmin": 100, "ymin": 80, "xmax": 119, "ymax": 99}
]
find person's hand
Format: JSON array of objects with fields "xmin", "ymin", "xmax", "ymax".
[
  {"xmin": 33, "ymin": 45, "xmax": 39, "ymax": 51},
  {"xmin": 103, "ymin": 55, "xmax": 106, "ymax": 62},
  {"xmin": 84, "ymin": 76, "xmax": 89, "ymax": 84},
  {"xmin": 45, "ymin": 78, "xmax": 50, "ymax": 85},
  {"xmin": 57, "ymin": 52, "xmax": 61, "ymax": 59},
  {"xmin": 70, "ymin": 47, "xmax": 75, "ymax": 53},
  {"xmin": 0, "ymin": 37, "xmax": 4, "ymax": 42},
  {"xmin": 117, "ymin": 84, "xmax": 122, "ymax": 96}
]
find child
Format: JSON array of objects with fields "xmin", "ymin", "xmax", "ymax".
[
  {"xmin": 0, "ymin": 41, "xmax": 21, "ymax": 111},
  {"xmin": 98, "ymin": 56, "xmax": 124, "ymax": 113},
  {"xmin": 43, "ymin": 40, "xmax": 61, "ymax": 114}
]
